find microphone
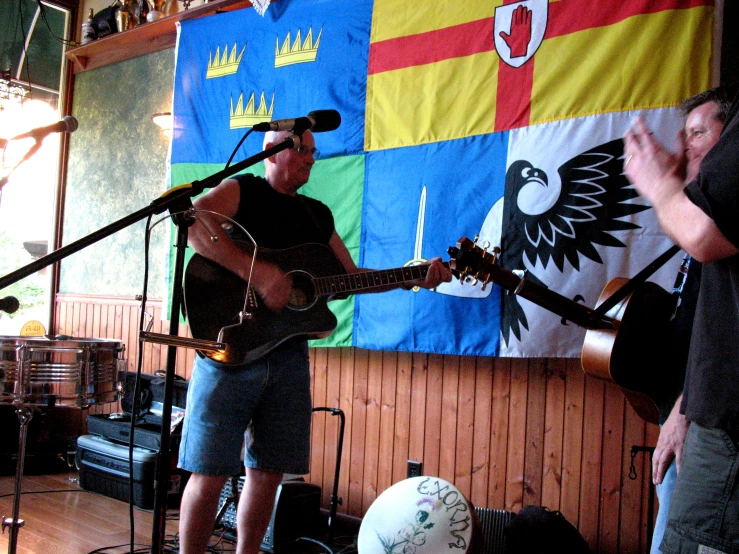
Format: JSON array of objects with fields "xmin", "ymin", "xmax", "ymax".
[
  {"xmin": 0, "ymin": 296, "xmax": 20, "ymax": 314},
  {"xmin": 13, "ymin": 115, "xmax": 79, "ymax": 141},
  {"xmin": 252, "ymin": 109, "xmax": 341, "ymax": 134}
]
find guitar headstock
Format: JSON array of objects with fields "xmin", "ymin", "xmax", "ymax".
[{"xmin": 447, "ymin": 235, "xmax": 501, "ymax": 291}]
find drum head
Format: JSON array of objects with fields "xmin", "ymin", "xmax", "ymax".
[{"xmin": 358, "ymin": 476, "xmax": 475, "ymax": 553}]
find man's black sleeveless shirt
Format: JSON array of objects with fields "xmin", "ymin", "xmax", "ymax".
[{"xmin": 229, "ymin": 174, "xmax": 334, "ymax": 248}]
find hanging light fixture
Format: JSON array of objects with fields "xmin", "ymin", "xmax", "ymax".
[
  {"xmin": 151, "ymin": 112, "xmax": 173, "ymax": 137},
  {"xmin": 0, "ymin": 70, "xmax": 29, "ymax": 111}
]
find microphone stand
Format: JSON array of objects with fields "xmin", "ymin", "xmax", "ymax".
[{"xmin": 0, "ymin": 134, "xmax": 301, "ymax": 554}]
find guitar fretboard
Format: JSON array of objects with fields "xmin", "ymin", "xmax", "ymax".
[{"xmin": 314, "ymin": 265, "xmax": 431, "ymax": 296}]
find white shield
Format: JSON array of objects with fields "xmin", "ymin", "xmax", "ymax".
[{"xmin": 494, "ymin": 0, "xmax": 548, "ymax": 68}]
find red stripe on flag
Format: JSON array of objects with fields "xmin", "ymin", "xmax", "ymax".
[
  {"xmin": 368, "ymin": 18, "xmax": 494, "ymax": 75},
  {"xmin": 368, "ymin": 0, "xmax": 712, "ymax": 75},
  {"xmin": 495, "ymin": 59, "xmax": 534, "ymax": 132},
  {"xmin": 547, "ymin": 0, "xmax": 713, "ymax": 37}
]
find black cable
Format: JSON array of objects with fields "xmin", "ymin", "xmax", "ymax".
[
  {"xmin": 224, "ymin": 128, "xmax": 254, "ymax": 169},
  {"xmin": 15, "ymin": 0, "xmax": 34, "ymax": 103},
  {"xmin": 126, "ymin": 213, "xmax": 154, "ymax": 553},
  {"xmin": 34, "ymin": 0, "xmax": 75, "ymax": 46}
]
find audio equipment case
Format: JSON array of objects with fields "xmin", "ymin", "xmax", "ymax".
[
  {"xmin": 75, "ymin": 434, "xmax": 188, "ymax": 509},
  {"xmin": 86, "ymin": 371, "xmax": 188, "ymax": 452}
]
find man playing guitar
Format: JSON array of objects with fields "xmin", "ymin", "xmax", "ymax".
[{"xmin": 177, "ymin": 129, "xmax": 451, "ymax": 554}]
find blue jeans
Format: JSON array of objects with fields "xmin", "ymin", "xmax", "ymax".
[
  {"xmin": 652, "ymin": 459, "xmax": 678, "ymax": 554},
  {"xmin": 178, "ymin": 340, "xmax": 312, "ymax": 476},
  {"xmin": 660, "ymin": 423, "xmax": 739, "ymax": 554}
]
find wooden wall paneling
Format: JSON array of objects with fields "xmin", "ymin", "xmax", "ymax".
[
  {"xmin": 361, "ymin": 349, "xmax": 384, "ymax": 512},
  {"xmin": 541, "ymin": 358, "xmax": 566, "ymax": 510},
  {"xmin": 487, "ymin": 357, "xmax": 511, "ymax": 510},
  {"xmin": 113, "ymin": 304, "xmax": 123, "ymax": 343},
  {"xmin": 598, "ymin": 383, "xmax": 626, "ymax": 553},
  {"xmin": 579, "ymin": 377, "xmax": 606, "ymax": 549},
  {"xmin": 439, "ymin": 354, "xmax": 460, "ymax": 484},
  {"xmin": 619, "ymin": 403, "xmax": 649, "ymax": 553},
  {"xmin": 337, "ymin": 347, "xmax": 355, "ymax": 507},
  {"xmin": 408, "ymin": 353, "xmax": 428, "ymax": 467},
  {"xmin": 455, "ymin": 355, "xmax": 477, "ymax": 500},
  {"xmin": 321, "ymin": 348, "xmax": 343, "ymax": 509},
  {"xmin": 309, "ymin": 347, "xmax": 328, "ymax": 498},
  {"xmin": 100, "ymin": 303, "xmax": 110, "ymax": 337},
  {"xmin": 377, "ymin": 350, "xmax": 398, "ymax": 497},
  {"xmin": 91, "ymin": 303, "xmax": 101, "ymax": 339},
  {"xmin": 524, "ymin": 358, "xmax": 546, "ymax": 507},
  {"xmin": 391, "ymin": 351, "xmax": 412, "ymax": 486},
  {"xmin": 469, "ymin": 355, "xmax": 493, "ymax": 509},
  {"xmin": 422, "ymin": 354, "xmax": 444, "ymax": 479},
  {"xmin": 505, "ymin": 358, "xmax": 528, "ymax": 512},
  {"xmin": 52, "ymin": 296, "xmax": 669, "ymax": 551},
  {"xmin": 348, "ymin": 347, "xmax": 369, "ymax": 517},
  {"xmin": 642, "ymin": 422, "xmax": 661, "ymax": 553},
  {"xmin": 560, "ymin": 359, "xmax": 585, "ymax": 525},
  {"xmin": 55, "ymin": 300, "xmax": 65, "ymax": 333},
  {"xmin": 84, "ymin": 302, "xmax": 94, "ymax": 337},
  {"xmin": 71, "ymin": 300, "xmax": 81, "ymax": 337}
]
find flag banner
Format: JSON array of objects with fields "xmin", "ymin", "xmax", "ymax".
[
  {"xmin": 366, "ymin": 0, "xmax": 714, "ymax": 151},
  {"xmin": 497, "ymin": 109, "xmax": 685, "ymax": 357},
  {"xmin": 356, "ymin": 133, "xmax": 508, "ymax": 356},
  {"xmin": 171, "ymin": 0, "xmax": 717, "ymax": 358},
  {"xmin": 171, "ymin": 0, "xmax": 371, "ymax": 165}
]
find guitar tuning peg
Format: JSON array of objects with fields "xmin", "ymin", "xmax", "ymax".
[
  {"xmin": 480, "ymin": 274, "xmax": 491, "ymax": 291},
  {"xmin": 473, "ymin": 234, "xmax": 480, "ymax": 247},
  {"xmin": 482, "ymin": 241, "xmax": 490, "ymax": 251}
]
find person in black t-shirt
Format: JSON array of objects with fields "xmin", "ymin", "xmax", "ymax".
[
  {"xmin": 649, "ymin": 87, "xmax": 730, "ymax": 554},
  {"xmin": 177, "ymin": 129, "xmax": 452, "ymax": 554},
  {"xmin": 625, "ymin": 87, "xmax": 739, "ymax": 553}
]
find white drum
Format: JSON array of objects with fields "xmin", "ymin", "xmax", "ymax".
[{"xmin": 358, "ymin": 476, "xmax": 477, "ymax": 553}]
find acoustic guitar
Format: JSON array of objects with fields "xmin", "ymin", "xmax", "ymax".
[
  {"xmin": 183, "ymin": 241, "xmax": 451, "ymax": 366},
  {"xmin": 449, "ymin": 236, "xmax": 675, "ymax": 424}
]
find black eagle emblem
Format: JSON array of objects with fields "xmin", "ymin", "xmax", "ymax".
[{"xmin": 499, "ymin": 138, "xmax": 649, "ymax": 345}]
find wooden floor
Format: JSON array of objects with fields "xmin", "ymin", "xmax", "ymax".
[{"xmin": 0, "ymin": 469, "xmax": 187, "ymax": 554}]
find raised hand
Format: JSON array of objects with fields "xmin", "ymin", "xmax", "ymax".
[{"xmin": 499, "ymin": 5, "xmax": 532, "ymax": 58}]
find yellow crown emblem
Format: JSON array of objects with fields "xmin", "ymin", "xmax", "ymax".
[
  {"xmin": 274, "ymin": 27, "xmax": 322, "ymax": 68},
  {"xmin": 206, "ymin": 43, "xmax": 246, "ymax": 79},
  {"xmin": 230, "ymin": 91, "xmax": 274, "ymax": 129}
]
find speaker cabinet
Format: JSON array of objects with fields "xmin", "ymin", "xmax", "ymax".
[{"xmin": 218, "ymin": 476, "xmax": 322, "ymax": 552}]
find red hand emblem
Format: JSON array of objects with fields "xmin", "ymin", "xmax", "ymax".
[{"xmin": 499, "ymin": 5, "xmax": 532, "ymax": 59}]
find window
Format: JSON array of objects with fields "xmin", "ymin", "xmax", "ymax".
[{"xmin": 0, "ymin": 0, "xmax": 71, "ymax": 335}]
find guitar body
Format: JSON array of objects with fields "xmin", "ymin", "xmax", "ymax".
[
  {"xmin": 184, "ymin": 242, "xmax": 345, "ymax": 365},
  {"xmin": 581, "ymin": 278, "xmax": 675, "ymax": 424}
]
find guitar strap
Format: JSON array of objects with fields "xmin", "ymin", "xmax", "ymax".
[{"xmin": 591, "ymin": 244, "xmax": 681, "ymax": 319}]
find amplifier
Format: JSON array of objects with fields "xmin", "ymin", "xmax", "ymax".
[{"xmin": 217, "ymin": 476, "xmax": 322, "ymax": 553}]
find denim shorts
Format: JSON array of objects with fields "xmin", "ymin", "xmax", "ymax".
[
  {"xmin": 178, "ymin": 340, "xmax": 312, "ymax": 476},
  {"xmin": 660, "ymin": 423, "xmax": 739, "ymax": 554}
]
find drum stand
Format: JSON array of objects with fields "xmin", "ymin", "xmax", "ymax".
[{"xmin": 2, "ymin": 404, "xmax": 33, "ymax": 554}]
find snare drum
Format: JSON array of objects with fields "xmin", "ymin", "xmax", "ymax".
[
  {"xmin": 0, "ymin": 336, "xmax": 125, "ymax": 408},
  {"xmin": 358, "ymin": 476, "xmax": 479, "ymax": 553}
]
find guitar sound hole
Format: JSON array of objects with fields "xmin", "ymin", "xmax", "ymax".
[{"xmin": 287, "ymin": 270, "xmax": 317, "ymax": 311}]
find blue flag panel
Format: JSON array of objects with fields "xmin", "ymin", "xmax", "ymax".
[{"xmin": 356, "ymin": 133, "xmax": 509, "ymax": 356}]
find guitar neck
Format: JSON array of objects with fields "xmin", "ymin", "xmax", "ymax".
[
  {"xmin": 313, "ymin": 262, "xmax": 448, "ymax": 297},
  {"xmin": 511, "ymin": 275, "xmax": 615, "ymax": 330}
]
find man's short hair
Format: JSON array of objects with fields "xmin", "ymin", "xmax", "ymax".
[{"xmin": 680, "ymin": 85, "xmax": 736, "ymax": 123}]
